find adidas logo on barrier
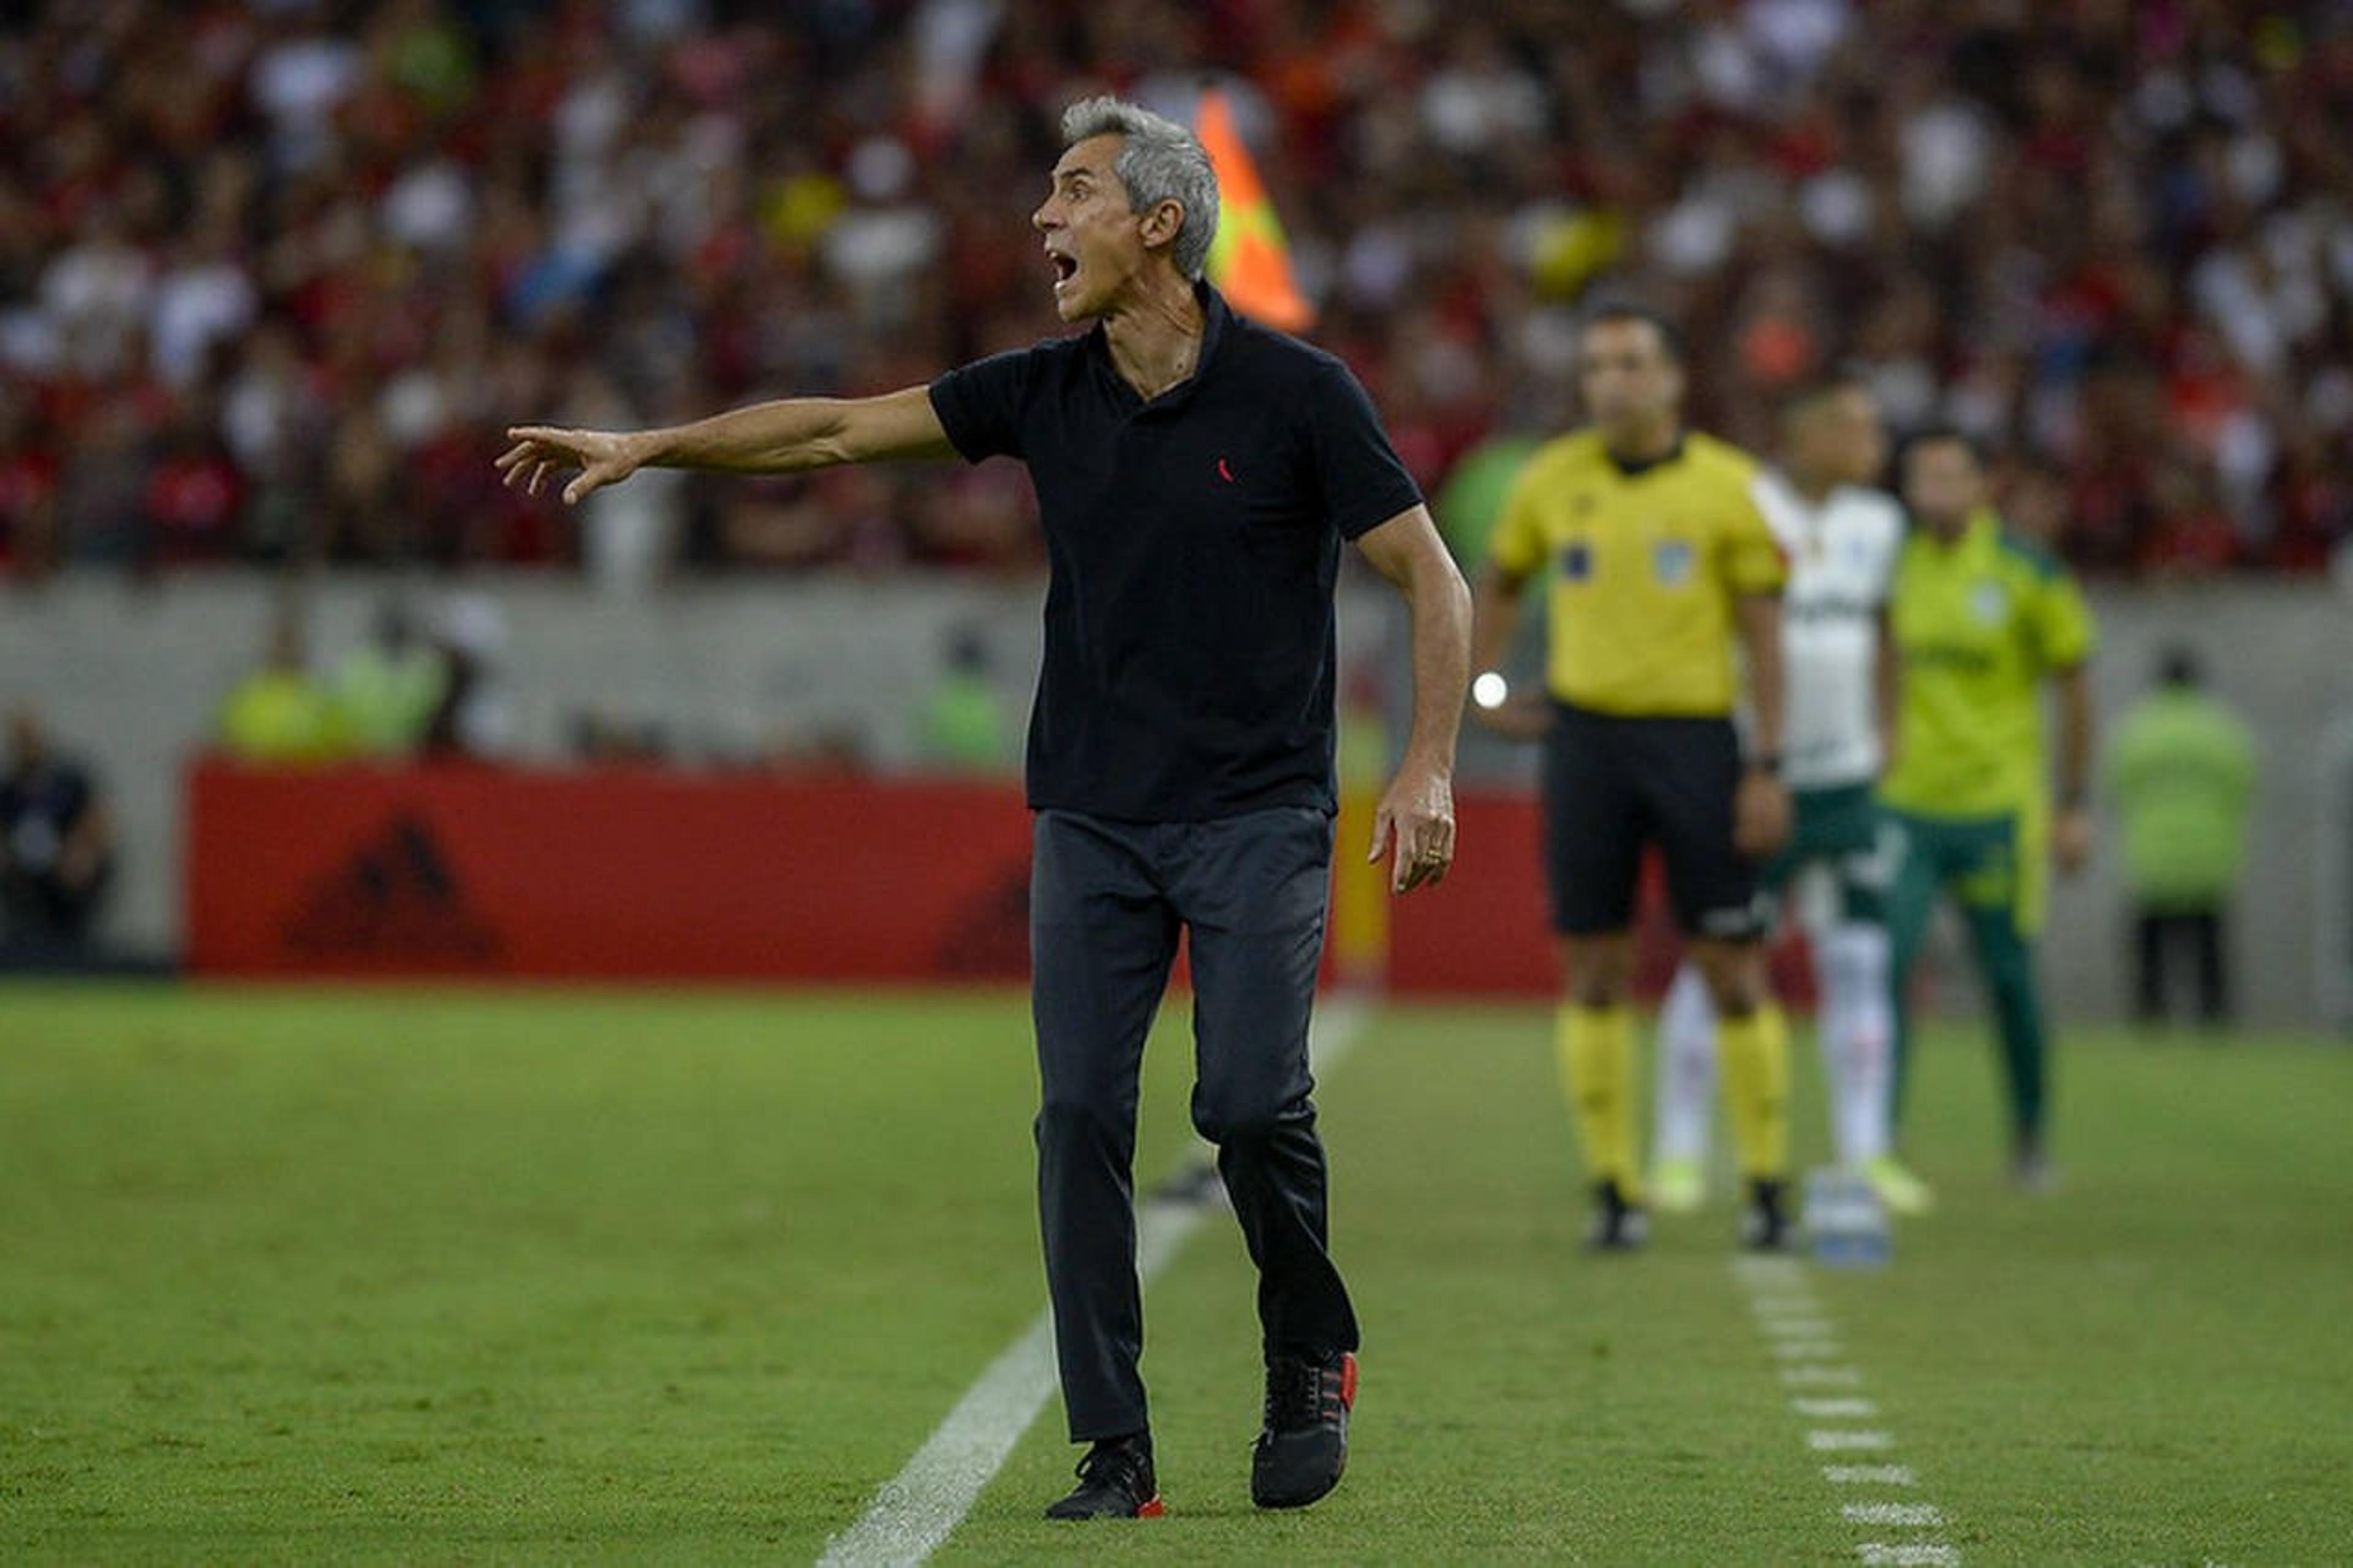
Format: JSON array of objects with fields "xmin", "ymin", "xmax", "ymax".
[{"xmin": 283, "ymin": 812, "xmax": 501, "ymax": 964}]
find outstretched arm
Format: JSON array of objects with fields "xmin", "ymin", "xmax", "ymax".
[
  {"xmin": 497, "ymin": 385, "xmax": 958, "ymax": 506},
  {"xmin": 1355, "ymin": 505, "xmax": 1471, "ymax": 894}
]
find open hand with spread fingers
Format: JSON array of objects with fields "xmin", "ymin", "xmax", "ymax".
[{"xmin": 494, "ymin": 426, "xmax": 646, "ymax": 506}]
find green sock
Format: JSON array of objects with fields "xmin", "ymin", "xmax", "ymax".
[{"xmin": 1966, "ymin": 906, "xmax": 2048, "ymax": 1142}]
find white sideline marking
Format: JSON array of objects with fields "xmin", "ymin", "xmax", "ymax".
[
  {"xmin": 1858, "ymin": 1545, "xmax": 1961, "ymax": 1566},
  {"xmin": 1783, "ymin": 1364, "xmax": 1865, "ymax": 1387},
  {"xmin": 1824, "ymin": 1465, "xmax": 1916, "ymax": 1486},
  {"xmin": 1771, "ymin": 1335, "xmax": 1843, "ymax": 1353},
  {"xmin": 1760, "ymin": 1317, "xmax": 1837, "ymax": 1338},
  {"xmin": 1731, "ymin": 1261, "xmax": 1958, "ymax": 1561},
  {"xmin": 817, "ymin": 996, "xmax": 1371, "ymax": 1567},
  {"xmin": 1845, "ymin": 1502, "xmax": 1946, "ymax": 1527},
  {"xmin": 1794, "ymin": 1398, "xmax": 1879, "ymax": 1418},
  {"xmin": 1735, "ymin": 1260, "xmax": 1806, "ymax": 1286}
]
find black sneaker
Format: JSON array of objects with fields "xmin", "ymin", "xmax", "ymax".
[
  {"xmin": 1250, "ymin": 1351, "xmax": 1357, "ymax": 1509},
  {"xmin": 1740, "ymin": 1176, "xmax": 1792, "ymax": 1251},
  {"xmin": 1044, "ymin": 1433, "xmax": 1163, "ymax": 1520},
  {"xmin": 1584, "ymin": 1180, "xmax": 1650, "ymax": 1252}
]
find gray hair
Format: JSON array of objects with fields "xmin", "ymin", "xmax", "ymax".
[{"xmin": 1059, "ymin": 95, "xmax": 1220, "ymax": 281}]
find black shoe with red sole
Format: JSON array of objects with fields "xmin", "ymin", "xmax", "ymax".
[
  {"xmin": 1251, "ymin": 1351, "xmax": 1357, "ymax": 1509},
  {"xmin": 1044, "ymin": 1433, "xmax": 1164, "ymax": 1520}
]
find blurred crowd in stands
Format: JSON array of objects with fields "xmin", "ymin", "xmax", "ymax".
[{"xmin": 2, "ymin": 0, "xmax": 2349, "ymax": 585}]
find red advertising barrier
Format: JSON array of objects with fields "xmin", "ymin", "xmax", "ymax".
[
  {"xmin": 188, "ymin": 760, "xmax": 1787, "ymax": 995},
  {"xmin": 1386, "ymin": 789, "xmax": 1557, "ymax": 994},
  {"xmin": 186, "ymin": 760, "xmax": 1039, "ymax": 982}
]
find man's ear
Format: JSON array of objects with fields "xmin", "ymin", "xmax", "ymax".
[{"xmin": 1139, "ymin": 198, "xmax": 1186, "ymax": 254}]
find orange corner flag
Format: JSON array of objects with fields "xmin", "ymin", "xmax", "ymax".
[{"xmin": 1197, "ymin": 89, "xmax": 1316, "ymax": 333}]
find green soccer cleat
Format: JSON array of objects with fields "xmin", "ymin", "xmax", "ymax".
[
  {"xmin": 1650, "ymin": 1156, "xmax": 1707, "ymax": 1214},
  {"xmin": 1864, "ymin": 1154, "xmax": 1936, "ymax": 1216}
]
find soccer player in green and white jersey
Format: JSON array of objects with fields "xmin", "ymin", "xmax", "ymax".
[
  {"xmin": 1882, "ymin": 430, "xmax": 2096, "ymax": 1189},
  {"xmin": 1648, "ymin": 374, "xmax": 1933, "ymax": 1218}
]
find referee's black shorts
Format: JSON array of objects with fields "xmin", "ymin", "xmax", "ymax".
[{"xmin": 1540, "ymin": 699, "xmax": 1766, "ymax": 941}]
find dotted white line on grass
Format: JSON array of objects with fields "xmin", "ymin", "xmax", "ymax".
[
  {"xmin": 1858, "ymin": 1545, "xmax": 1961, "ymax": 1566},
  {"xmin": 1729, "ymin": 1256, "xmax": 1963, "ymax": 1565},
  {"xmin": 1795, "ymin": 1398, "xmax": 1880, "ymax": 1418},
  {"xmin": 1825, "ymin": 1466, "xmax": 1917, "ymax": 1486},
  {"xmin": 817, "ymin": 997, "xmax": 1371, "ymax": 1567},
  {"xmin": 1808, "ymin": 1429, "xmax": 1895, "ymax": 1452},
  {"xmin": 1773, "ymin": 1339, "xmax": 1847, "ymax": 1360},
  {"xmin": 1783, "ymin": 1364, "xmax": 1866, "ymax": 1387},
  {"xmin": 1760, "ymin": 1317, "xmax": 1838, "ymax": 1338},
  {"xmin": 1845, "ymin": 1502, "xmax": 1947, "ymax": 1527},
  {"xmin": 1751, "ymin": 1288, "xmax": 1815, "ymax": 1300}
]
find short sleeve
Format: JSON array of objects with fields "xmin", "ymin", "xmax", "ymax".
[
  {"xmin": 928, "ymin": 348, "xmax": 1036, "ymax": 464},
  {"xmin": 2026, "ymin": 567, "xmax": 2096, "ymax": 671},
  {"xmin": 1487, "ymin": 458, "xmax": 1551, "ymax": 578},
  {"xmin": 1724, "ymin": 475, "xmax": 1789, "ymax": 594},
  {"xmin": 1305, "ymin": 360, "xmax": 1423, "ymax": 540}
]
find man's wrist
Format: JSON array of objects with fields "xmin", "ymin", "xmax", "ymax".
[
  {"xmin": 1396, "ymin": 742, "xmax": 1455, "ymax": 781},
  {"xmin": 1745, "ymin": 751, "xmax": 1783, "ymax": 777}
]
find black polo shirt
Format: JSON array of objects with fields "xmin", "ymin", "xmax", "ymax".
[{"xmin": 929, "ymin": 284, "xmax": 1421, "ymax": 822}]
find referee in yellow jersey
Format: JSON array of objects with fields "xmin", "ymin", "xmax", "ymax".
[{"xmin": 1469, "ymin": 302, "xmax": 1795, "ymax": 1250}]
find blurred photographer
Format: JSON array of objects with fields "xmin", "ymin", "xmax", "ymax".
[{"xmin": 1, "ymin": 707, "xmax": 116, "ymax": 959}]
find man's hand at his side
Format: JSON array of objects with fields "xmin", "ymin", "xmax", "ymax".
[
  {"xmin": 1733, "ymin": 768, "xmax": 1793, "ymax": 858},
  {"xmin": 1371, "ymin": 757, "xmax": 1457, "ymax": 895}
]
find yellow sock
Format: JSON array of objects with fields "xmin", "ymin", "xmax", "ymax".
[
  {"xmin": 1555, "ymin": 1004, "xmax": 1639, "ymax": 1197},
  {"xmin": 1718, "ymin": 1002, "xmax": 1790, "ymax": 1180}
]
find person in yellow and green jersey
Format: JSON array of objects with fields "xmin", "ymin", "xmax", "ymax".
[
  {"xmin": 1884, "ymin": 429, "xmax": 2097, "ymax": 1191},
  {"xmin": 914, "ymin": 626, "xmax": 1017, "ymax": 774},
  {"xmin": 1470, "ymin": 301, "xmax": 1797, "ymax": 1252},
  {"xmin": 331, "ymin": 602, "xmax": 450, "ymax": 760},
  {"xmin": 2102, "ymin": 646, "xmax": 2256, "ymax": 1030},
  {"xmin": 218, "ymin": 602, "xmax": 350, "ymax": 765}
]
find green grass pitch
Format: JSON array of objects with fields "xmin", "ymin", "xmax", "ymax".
[{"xmin": 4, "ymin": 982, "xmax": 2349, "ymax": 1562}]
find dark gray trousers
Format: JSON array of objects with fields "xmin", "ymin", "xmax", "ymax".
[
  {"xmin": 2133, "ymin": 906, "xmax": 2229, "ymax": 1025},
  {"xmin": 1029, "ymin": 806, "xmax": 1360, "ymax": 1442}
]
